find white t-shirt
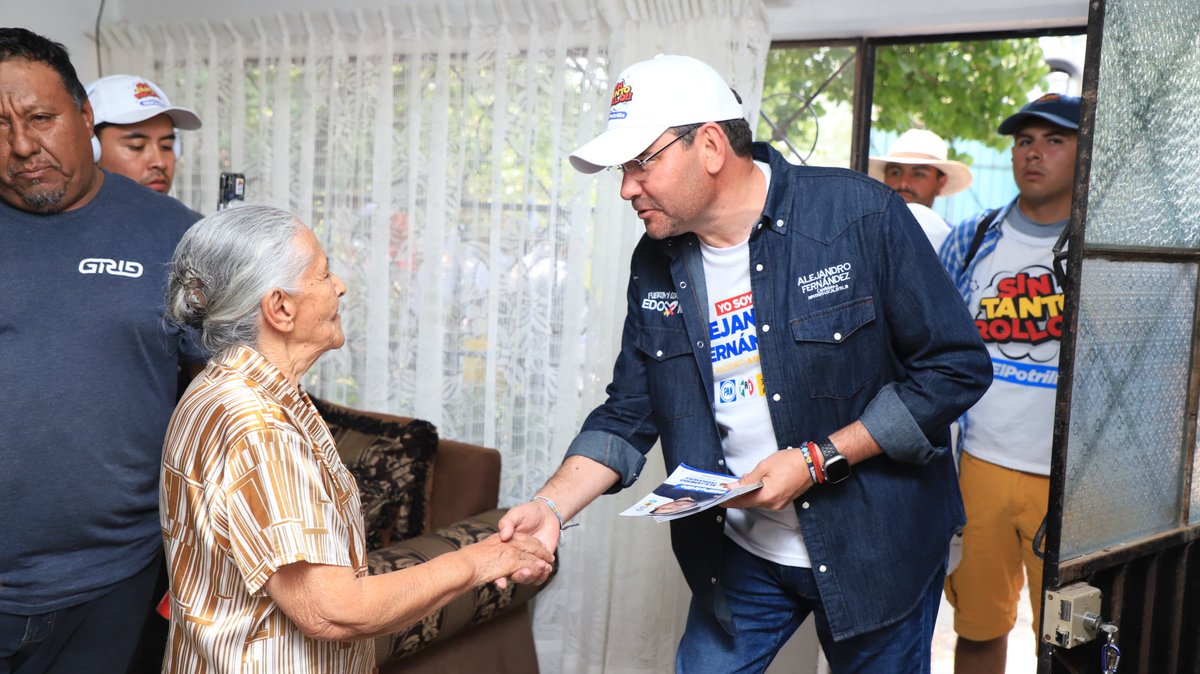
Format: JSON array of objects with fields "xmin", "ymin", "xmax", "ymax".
[
  {"xmin": 906, "ymin": 202, "xmax": 951, "ymax": 252},
  {"xmin": 701, "ymin": 162, "xmax": 811, "ymax": 568},
  {"xmin": 962, "ymin": 213, "xmax": 1064, "ymax": 475}
]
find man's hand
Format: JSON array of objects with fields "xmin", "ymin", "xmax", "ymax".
[
  {"xmin": 721, "ymin": 448, "xmax": 813, "ymax": 510},
  {"xmin": 496, "ymin": 501, "xmax": 561, "ymax": 587}
]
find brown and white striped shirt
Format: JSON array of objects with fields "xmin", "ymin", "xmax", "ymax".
[{"xmin": 160, "ymin": 345, "xmax": 374, "ymax": 673}]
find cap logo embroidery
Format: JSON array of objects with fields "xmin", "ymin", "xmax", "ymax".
[
  {"xmin": 133, "ymin": 82, "xmax": 159, "ymax": 100},
  {"xmin": 609, "ymin": 80, "xmax": 632, "ymax": 120},
  {"xmin": 611, "ymin": 80, "xmax": 632, "ymax": 106}
]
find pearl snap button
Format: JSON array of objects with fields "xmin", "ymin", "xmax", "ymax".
[
  {"xmin": 755, "ymin": 263, "xmax": 764, "ymax": 272},
  {"xmin": 833, "ymin": 332, "xmax": 842, "ymax": 341},
  {"xmin": 656, "ymin": 350, "xmax": 663, "ymax": 357},
  {"xmin": 772, "ymin": 393, "xmax": 781, "ymax": 401},
  {"xmin": 776, "ymin": 219, "xmax": 785, "ymax": 227},
  {"xmin": 801, "ymin": 502, "xmax": 810, "ymax": 510},
  {"xmin": 762, "ymin": 324, "xmax": 770, "ymax": 333},
  {"xmin": 818, "ymin": 565, "xmax": 828, "ymax": 573}
]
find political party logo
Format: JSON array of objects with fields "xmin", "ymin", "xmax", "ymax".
[
  {"xmin": 976, "ymin": 265, "xmax": 1062, "ymax": 363},
  {"xmin": 797, "ymin": 262, "xmax": 852, "ymax": 300},
  {"xmin": 642, "ymin": 290, "xmax": 681, "ymax": 316},
  {"xmin": 78, "ymin": 258, "xmax": 144, "ymax": 278},
  {"xmin": 718, "ymin": 379, "xmax": 737, "ymax": 403},
  {"xmin": 716, "ymin": 374, "xmax": 764, "ymax": 404}
]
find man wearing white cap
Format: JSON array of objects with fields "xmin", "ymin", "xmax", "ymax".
[
  {"xmin": 87, "ymin": 75, "xmax": 201, "ymax": 195},
  {"xmin": 500, "ymin": 54, "xmax": 991, "ymax": 672},
  {"xmin": 868, "ymin": 129, "xmax": 973, "ymax": 251}
]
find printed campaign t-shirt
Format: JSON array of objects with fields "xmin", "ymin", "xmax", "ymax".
[
  {"xmin": 704, "ymin": 163, "xmax": 810, "ymax": 568},
  {"xmin": 962, "ymin": 209, "xmax": 1066, "ymax": 475}
]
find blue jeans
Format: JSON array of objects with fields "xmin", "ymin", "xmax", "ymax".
[
  {"xmin": 0, "ymin": 555, "xmax": 160, "ymax": 674},
  {"xmin": 676, "ymin": 537, "xmax": 944, "ymax": 674}
]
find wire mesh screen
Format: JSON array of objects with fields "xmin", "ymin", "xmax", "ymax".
[{"xmin": 1060, "ymin": 261, "xmax": 1195, "ymax": 559}]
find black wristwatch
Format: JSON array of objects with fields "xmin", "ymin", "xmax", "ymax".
[{"xmin": 817, "ymin": 437, "xmax": 851, "ymax": 484}]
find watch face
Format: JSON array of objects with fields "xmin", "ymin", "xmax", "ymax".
[{"xmin": 825, "ymin": 455, "xmax": 851, "ymax": 483}]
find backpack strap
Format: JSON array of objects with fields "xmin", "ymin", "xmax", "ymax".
[{"xmin": 961, "ymin": 209, "xmax": 1002, "ymax": 272}]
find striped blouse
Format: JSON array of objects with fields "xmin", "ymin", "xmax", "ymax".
[{"xmin": 160, "ymin": 345, "xmax": 374, "ymax": 673}]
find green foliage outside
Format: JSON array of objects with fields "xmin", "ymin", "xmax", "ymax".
[{"xmin": 759, "ymin": 39, "xmax": 1051, "ymax": 164}]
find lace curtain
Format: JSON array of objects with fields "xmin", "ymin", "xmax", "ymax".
[{"xmin": 102, "ymin": 1, "xmax": 768, "ymax": 670}]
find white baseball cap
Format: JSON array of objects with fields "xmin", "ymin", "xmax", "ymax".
[
  {"xmin": 569, "ymin": 54, "xmax": 744, "ymax": 174},
  {"xmin": 86, "ymin": 75, "xmax": 202, "ymax": 130}
]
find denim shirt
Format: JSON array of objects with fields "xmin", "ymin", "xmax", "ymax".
[{"xmin": 565, "ymin": 143, "xmax": 992, "ymax": 641}]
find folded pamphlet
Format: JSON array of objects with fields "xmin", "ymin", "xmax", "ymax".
[{"xmin": 620, "ymin": 463, "xmax": 763, "ymax": 523}]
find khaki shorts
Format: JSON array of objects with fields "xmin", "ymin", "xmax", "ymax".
[{"xmin": 944, "ymin": 451, "xmax": 1049, "ymax": 642}]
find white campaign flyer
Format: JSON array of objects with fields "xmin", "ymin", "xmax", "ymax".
[{"xmin": 620, "ymin": 463, "xmax": 763, "ymax": 522}]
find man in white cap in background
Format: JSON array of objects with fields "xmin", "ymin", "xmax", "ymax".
[
  {"xmin": 84, "ymin": 74, "xmax": 204, "ymax": 674},
  {"xmin": 499, "ymin": 54, "xmax": 990, "ymax": 673},
  {"xmin": 86, "ymin": 74, "xmax": 201, "ymax": 195},
  {"xmin": 869, "ymin": 128, "xmax": 973, "ymax": 251}
]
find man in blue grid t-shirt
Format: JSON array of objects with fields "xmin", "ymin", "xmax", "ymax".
[{"xmin": 0, "ymin": 28, "xmax": 204, "ymax": 673}]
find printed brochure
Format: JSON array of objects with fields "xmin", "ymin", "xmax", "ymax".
[{"xmin": 620, "ymin": 463, "xmax": 762, "ymax": 522}]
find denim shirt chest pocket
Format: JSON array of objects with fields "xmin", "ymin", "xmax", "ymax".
[
  {"xmin": 635, "ymin": 325, "xmax": 707, "ymax": 421},
  {"xmin": 788, "ymin": 297, "xmax": 883, "ymax": 399}
]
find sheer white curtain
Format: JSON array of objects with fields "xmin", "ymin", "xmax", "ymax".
[{"xmin": 102, "ymin": 1, "xmax": 767, "ymax": 670}]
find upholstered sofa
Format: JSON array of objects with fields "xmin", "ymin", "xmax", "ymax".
[{"xmin": 312, "ymin": 398, "xmax": 551, "ymax": 674}]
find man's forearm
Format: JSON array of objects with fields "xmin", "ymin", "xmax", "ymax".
[
  {"xmin": 828, "ymin": 421, "xmax": 883, "ymax": 465},
  {"xmin": 536, "ymin": 455, "xmax": 620, "ymax": 522}
]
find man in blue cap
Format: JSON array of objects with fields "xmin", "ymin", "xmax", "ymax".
[{"xmin": 939, "ymin": 93, "xmax": 1081, "ymax": 674}]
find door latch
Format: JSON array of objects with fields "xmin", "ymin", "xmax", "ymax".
[{"xmin": 1042, "ymin": 583, "xmax": 1109, "ymax": 649}]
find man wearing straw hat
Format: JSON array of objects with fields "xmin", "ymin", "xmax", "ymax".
[{"xmin": 868, "ymin": 128, "xmax": 973, "ymax": 251}]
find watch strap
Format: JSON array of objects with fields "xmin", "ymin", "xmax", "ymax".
[{"xmin": 816, "ymin": 436, "xmax": 851, "ymax": 484}]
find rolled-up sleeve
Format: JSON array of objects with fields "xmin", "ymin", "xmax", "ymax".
[
  {"xmin": 869, "ymin": 196, "xmax": 992, "ymax": 462},
  {"xmin": 562, "ymin": 263, "xmax": 663, "ymax": 493}
]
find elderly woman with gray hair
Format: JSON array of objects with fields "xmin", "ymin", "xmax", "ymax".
[{"xmin": 159, "ymin": 205, "xmax": 552, "ymax": 673}]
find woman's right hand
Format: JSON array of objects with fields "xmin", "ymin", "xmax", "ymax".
[{"xmin": 460, "ymin": 533, "xmax": 554, "ymax": 589}]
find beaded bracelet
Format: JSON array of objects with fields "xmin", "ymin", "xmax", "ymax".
[
  {"xmin": 533, "ymin": 495, "xmax": 580, "ymax": 530},
  {"xmin": 796, "ymin": 444, "xmax": 824, "ymax": 485},
  {"xmin": 806, "ymin": 440, "xmax": 826, "ymax": 484}
]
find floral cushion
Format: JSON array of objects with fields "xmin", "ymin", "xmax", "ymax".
[
  {"xmin": 366, "ymin": 509, "xmax": 550, "ymax": 661},
  {"xmin": 312, "ymin": 398, "xmax": 438, "ymax": 550}
]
